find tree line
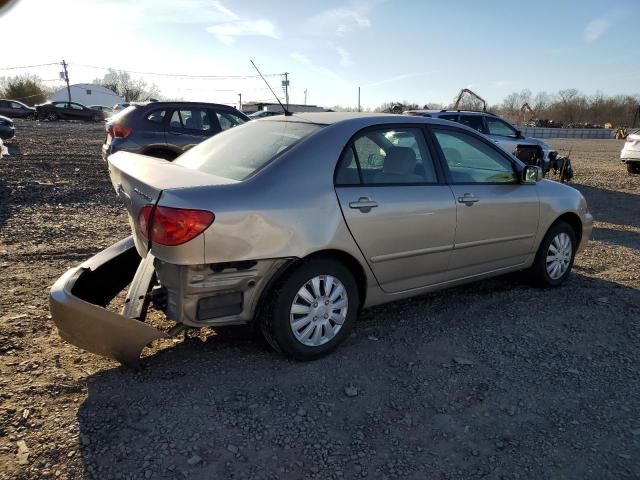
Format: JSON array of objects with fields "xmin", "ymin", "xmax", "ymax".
[
  {"xmin": 0, "ymin": 70, "xmax": 161, "ymax": 105},
  {"xmin": 334, "ymin": 89, "xmax": 640, "ymax": 127},
  {"xmin": 2, "ymin": 73, "xmax": 638, "ymax": 127}
]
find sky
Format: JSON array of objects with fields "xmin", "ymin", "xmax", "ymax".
[{"xmin": 0, "ymin": 0, "xmax": 638, "ymax": 109}]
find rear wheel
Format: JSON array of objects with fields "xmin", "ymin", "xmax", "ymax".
[
  {"xmin": 530, "ymin": 221, "xmax": 576, "ymax": 287},
  {"xmin": 627, "ymin": 161, "xmax": 640, "ymax": 175},
  {"xmin": 145, "ymin": 149, "xmax": 178, "ymax": 161},
  {"xmin": 261, "ymin": 257, "xmax": 360, "ymax": 360},
  {"xmin": 92, "ymin": 113, "xmax": 102, "ymax": 122}
]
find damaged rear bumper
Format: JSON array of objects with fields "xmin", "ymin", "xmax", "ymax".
[{"xmin": 49, "ymin": 237, "xmax": 167, "ymax": 366}]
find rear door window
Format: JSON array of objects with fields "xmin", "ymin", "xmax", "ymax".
[
  {"xmin": 439, "ymin": 114, "xmax": 459, "ymax": 122},
  {"xmin": 336, "ymin": 127, "xmax": 438, "ymax": 185},
  {"xmin": 170, "ymin": 108, "xmax": 213, "ymax": 133},
  {"xmin": 458, "ymin": 115, "xmax": 485, "ymax": 133}
]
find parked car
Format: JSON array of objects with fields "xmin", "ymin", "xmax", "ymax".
[
  {"xmin": 405, "ymin": 110, "xmax": 555, "ymax": 169},
  {"xmin": 248, "ymin": 110, "xmax": 282, "ymax": 119},
  {"xmin": 0, "ymin": 99, "xmax": 36, "ymax": 119},
  {"xmin": 102, "ymin": 101, "xmax": 249, "ymax": 161},
  {"xmin": 35, "ymin": 101, "xmax": 105, "ymax": 122},
  {"xmin": 112, "ymin": 103, "xmax": 130, "ymax": 114},
  {"xmin": 621, "ymin": 128, "xmax": 640, "ymax": 174},
  {"xmin": 0, "ymin": 115, "xmax": 15, "ymax": 140},
  {"xmin": 50, "ymin": 113, "xmax": 593, "ymax": 366},
  {"xmin": 89, "ymin": 105, "xmax": 114, "ymax": 116}
]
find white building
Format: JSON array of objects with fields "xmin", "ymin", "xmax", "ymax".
[{"xmin": 50, "ymin": 83, "xmax": 123, "ymax": 107}]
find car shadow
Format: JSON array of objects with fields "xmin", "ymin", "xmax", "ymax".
[
  {"xmin": 592, "ymin": 225, "xmax": 640, "ymax": 250},
  {"xmin": 571, "ymin": 183, "xmax": 640, "ymax": 228},
  {"xmin": 76, "ymin": 272, "xmax": 640, "ymax": 478}
]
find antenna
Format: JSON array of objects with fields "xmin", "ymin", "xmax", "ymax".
[{"xmin": 250, "ymin": 60, "xmax": 291, "ymax": 116}]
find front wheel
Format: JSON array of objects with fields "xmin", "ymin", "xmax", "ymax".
[
  {"xmin": 261, "ymin": 257, "xmax": 360, "ymax": 360},
  {"xmin": 92, "ymin": 113, "xmax": 102, "ymax": 122},
  {"xmin": 627, "ymin": 162, "xmax": 640, "ymax": 175},
  {"xmin": 46, "ymin": 111, "xmax": 59, "ymax": 121},
  {"xmin": 530, "ymin": 222, "xmax": 576, "ymax": 287}
]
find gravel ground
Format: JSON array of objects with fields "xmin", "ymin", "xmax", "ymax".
[{"xmin": 0, "ymin": 120, "xmax": 639, "ymax": 479}]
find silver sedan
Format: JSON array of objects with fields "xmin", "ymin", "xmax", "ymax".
[{"xmin": 49, "ymin": 113, "xmax": 593, "ymax": 365}]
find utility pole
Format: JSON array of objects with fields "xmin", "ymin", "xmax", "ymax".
[
  {"xmin": 282, "ymin": 72, "xmax": 289, "ymax": 110},
  {"xmin": 358, "ymin": 86, "xmax": 361, "ymax": 112},
  {"xmin": 304, "ymin": 89, "xmax": 307, "ymax": 105},
  {"xmin": 238, "ymin": 93, "xmax": 242, "ymax": 111},
  {"xmin": 61, "ymin": 60, "xmax": 71, "ymax": 103}
]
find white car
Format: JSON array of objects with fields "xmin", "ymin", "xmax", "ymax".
[{"xmin": 621, "ymin": 129, "xmax": 640, "ymax": 174}]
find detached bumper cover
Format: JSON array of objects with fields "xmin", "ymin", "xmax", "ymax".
[{"xmin": 49, "ymin": 237, "xmax": 167, "ymax": 366}]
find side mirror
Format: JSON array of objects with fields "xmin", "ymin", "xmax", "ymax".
[
  {"xmin": 515, "ymin": 130, "xmax": 523, "ymax": 138},
  {"xmin": 523, "ymin": 165, "xmax": 543, "ymax": 184}
]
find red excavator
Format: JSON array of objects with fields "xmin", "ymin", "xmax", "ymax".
[{"xmin": 452, "ymin": 88, "xmax": 487, "ymax": 112}]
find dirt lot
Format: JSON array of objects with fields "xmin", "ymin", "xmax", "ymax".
[{"xmin": 0, "ymin": 120, "xmax": 639, "ymax": 479}]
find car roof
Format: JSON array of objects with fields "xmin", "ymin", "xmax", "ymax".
[
  {"xmin": 259, "ymin": 111, "xmax": 479, "ymax": 130},
  {"xmin": 131, "ymin": 101, "xmax": 240, "ymax": 110},
  {"xmin": 406, "ymin": 109, "xmax": 491, "ymax": 116}
]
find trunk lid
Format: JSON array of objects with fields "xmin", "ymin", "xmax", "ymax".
[{"xmin": 107, "ymin": 151, "xmax": 237, "ymax": 254}]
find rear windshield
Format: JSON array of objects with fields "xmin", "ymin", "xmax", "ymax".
[{"xmin": 174, "ymin": 120, "xmax": 322, "ymax": 180}]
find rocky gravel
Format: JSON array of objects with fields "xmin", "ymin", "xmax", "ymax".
[{"xmin": 0, "ymin": 120, "xmax": 639, "ymax": 479}]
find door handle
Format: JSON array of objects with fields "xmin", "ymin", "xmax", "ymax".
[
  {"xmin": 457, "ymin": 193, "xmax": 479, "ymax": 206},
  {"xmin": 349, "ymin": 197, "xmax": 378, "ymax": 213}
]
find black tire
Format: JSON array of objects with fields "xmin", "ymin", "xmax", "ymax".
[
  {"xmin": 46, "ymin": 111, "xmax": 59, "ymax": 121},
  {"xmin": 260, "ymin": 257, "xmax": 360, "ymax": 360},
  {"xmin": 145, "ymin": 149, "xmax": 178, "ymax": 161},
  {"xmin": 530, "ymin": 221, "xmax": 576, "ymax": 288},
  {"xmin": 627, "ymin": 162, "xmax": 640, "ymax": 175},
  {"xmin": 92, "ymin": 113, "xmax": 102, "ymax": 122}
]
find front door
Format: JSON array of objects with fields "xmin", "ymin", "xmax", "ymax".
[
  {"xmin": 335, "ymin": 126, "xmax": 457, "ymax": 293},
  {"xmin": 430, "ymin": 127, "xmax": 539, "ymax": 276}
]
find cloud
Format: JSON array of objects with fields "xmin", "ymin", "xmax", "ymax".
[
  {"xmin": 304, "ymin": 6, "xmax": 372, "ymax": 37},
  {"xmin": 207, "ymin": 1, "xmax": 279, "ymax": 44},
  {"xmin": 336, "ymin": 47, "xmax": 353, "ymax": 67},
  {"xmin": 290, "ymin": 52, "xmax": 345, "ymax": 83},
  {"xmin": 211, "ymin": 0, "xmax": 239, "ymax": 20},
  {"xmin": 584, "ymin": 17, "xmax": 610, "ymax": 42},
  {"xmin": 363, "ymin": 72, "xmax": 433, "ymax": 88}
]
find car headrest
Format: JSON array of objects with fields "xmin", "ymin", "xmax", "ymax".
[
  {"xmin": 383, "ymin": 146, "xmax": 417, "ymax": 175},
  {"xmin": 442, "ymin": 147, "xmax": 462, "ymax": 164}
]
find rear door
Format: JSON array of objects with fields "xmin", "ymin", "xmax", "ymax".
[
  {"xmin": 166, "ymin": 107, "xmax": 217, "ymax": 150},
  {"xmin": 430, "ymin": 126, "xmax": 539, "ymax": 276},
  {"xmin": 335, "ymin": 126, "xmax": 457, "ymax": 293}
]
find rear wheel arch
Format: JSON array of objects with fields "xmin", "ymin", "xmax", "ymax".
[{"xmin": 254, "ymin": 249, "xmax": 368, "ymax": 324}]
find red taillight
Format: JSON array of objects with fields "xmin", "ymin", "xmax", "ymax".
[
  {"xmin": 112, "ymin": 123, "xmax": 132, "ymax": 139},
  {"xmin": 138, "ymin": 205, "xmax": 214, "ymax": 246}
]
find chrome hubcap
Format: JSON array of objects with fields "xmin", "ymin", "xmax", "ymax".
[
  {"xmin": 289, "ymin": 275, "xmax": 348, "ymax": 347},
  {"xmin": 546, "ymin": 232, "xmax": 572, "ymax": 280}
]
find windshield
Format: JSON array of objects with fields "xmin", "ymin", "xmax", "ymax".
[{"xmin": 174, "ymin": 120, "xmax": 322, "ymax": 180}]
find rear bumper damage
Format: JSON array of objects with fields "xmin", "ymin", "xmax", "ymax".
[
  {"xmin": 49, "ymin": 237, "xmax": 293, "ymax": 365},
  {"xmin": 49, "ymin": 237, "xmax": 168, "ymax": 366}
]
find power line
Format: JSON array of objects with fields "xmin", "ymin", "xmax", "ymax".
[
  {"xmin": 71, "ymin": 63, "xmax": 283, "ymax": 79},
  {"xmin": 0, "ymin": 62, "xmax": 59, "ymax": 71}
]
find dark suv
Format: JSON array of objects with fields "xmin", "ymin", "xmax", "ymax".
[{"xmin": 102, "ymin": 101, "xmax": 249, "ymax": 161}]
